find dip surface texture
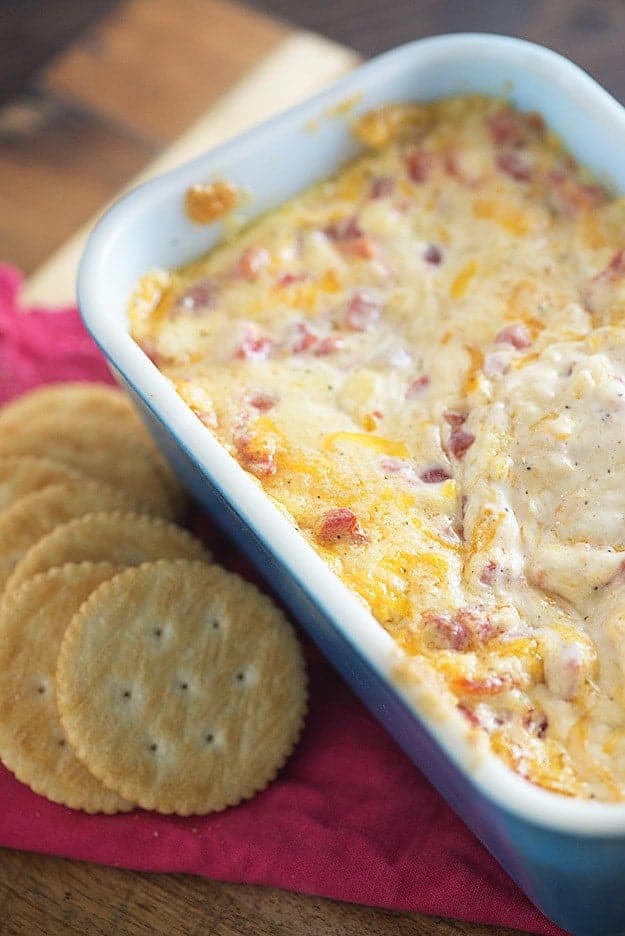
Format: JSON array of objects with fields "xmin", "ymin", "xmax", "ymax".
[{"xmin": 129, "ymin": 96, "xmax": 625, "ymax": 800}]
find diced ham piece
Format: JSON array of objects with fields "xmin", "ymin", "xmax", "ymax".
[
  {"xmin": 582, "ymin": 247, "xmax": 625, "ymax": 315},
  {"xmin": 546, "ymin": 169, "xmax": 607, "ymax": 217},
  {"xmin": 174, "ymin": 278, "xmax": 217, "ymax": 312},
  {"xmin": 245, "ymin": 389, "xmax": 277, "ymax": 411},
  {"xmin": 316, "ymin": 508, "xmax": 367, "ymax": 545},
  {"xmin": 448, "ymin": 428, "xmax": 476, "ymax": 460},
  {"xmin": 344, "ymin": 290, "xmax": 381, "ymax": 331},
  {"xmin": 406, "ymin": 375, "xmax": 431, "ymax": 399},
  {"xmin": 232, "ymin": 427, "xmax": 277, "ymax": 478},
  {"xmin": 420, "ymin": 466, "xmax": 452, "ymax": 484},
  {"xmin": 234, "ymin": 332, "xmax": 274, "ymax": 360},
  {"xmin": 496, "ymin": 150, "xmax": 533, "ymax": 182},
  {"xmin": 495, "ymin": 322, "xmax": 532, "ymax": 349},
  {"xmin": 444, "ymin": 410, "xmax": 467, "ymax": 428},
  {"xmin": 314, "ymin": 335, "xmax": 345, "ymax": 356},
  {"xmin": 236, "ymin": 245, "xmax": 270, "ymax": 281},
  {"xmin": 405, "ymin": 150, "xmax": 433, "ymax": 184},
  {"xmin": 369, "ymin": 176, "xmax": 395, "ymax": 199},
  {"xmin": 423, "ymin": 244, "xmax": 443, "ymax": 265}
]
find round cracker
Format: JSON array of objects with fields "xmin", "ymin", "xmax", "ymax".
[
  {"xmin": 0, "ymin": 411, "xmax": 179, "ymax": 519},
  {"xmin": 7, "ymin": 511, "xmax": 212, "ymax": 592},
  {"xmin": 0, "ymin": 480, "xmax": 141, "ymax": 593},
  {"xmin": 0, "ymin": 456, "xmax": 89, "ymax": 511},
  {"xmin": 0, "ymin": 563, "xmax": 133, "ymax": 813},
  {"xmin": 0, "ymin": 383, "xmax": 145, "ymax": 435},
  {"xmin": 56, "ymin": 560, "xmax": 308, "ymax": 815}
]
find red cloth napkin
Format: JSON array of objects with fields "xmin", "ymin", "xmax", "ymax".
[{"xmin": 0, "ymin": 264, "xmax": 566, "ymax": 936}]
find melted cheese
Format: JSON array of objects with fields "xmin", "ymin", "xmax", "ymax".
[{"xmin": 129, "ymin": 95, "xmax": 625, "ymax": 801}]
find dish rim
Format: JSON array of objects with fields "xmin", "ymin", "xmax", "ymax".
[{"xmin": 77, "ymin": 31, "xmax": 625, "ymax": 836}]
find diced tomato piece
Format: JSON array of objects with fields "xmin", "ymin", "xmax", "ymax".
[
  {"xmin": 324, "ymin": 215, "xmax": 363, "ymax": 241},
  {"xmin": 234, "ymin": 332, "xmax": 274, "ymax": 360},
  {"xmin": 406, "ymin": 375, "xmax": 431, "ymax": 399},
  {"xmin": 523, "ymin": 709, "xmax": 548, "ymax": 738},
  {"xmin": 174, "ymin": 278, "xmax": 217, "ymax": 312},
  {"xmin": 444, "ymin": 410, "xmax": 467, "ymax": 428},
  {"xmin": 369, "ymin": 176, "xmax": 395, "ymax": 199},
  {"xmin": 448, "ymin": 428, "xmax": 475, "ymax": 460},
  {"xmin": 341, "ymin": 235, "xmax": 378, "ymax": 259},
  {"xmin": 496, "ymin": 150, "xmax": 533, "ymax": 182},
  {"xmin": 275, "ymin": 271, "xmax": 308, "ymax": 287},
  {"xmin": 425, "ymin": 607, "xmax": 497, "ymax": 652},
  {"xmin": 288, "ymin": 321, "xmax": 319, "ymax": 353},
  {"xmin": 245, "ymin": 389, "xmax": 277, "ymax": 411},
  {"xmin": 405, "ymin": 149, "xmax": 433, "ymax": 183},
  {"xmin": 379, "ymin": 457, "xmax": 403, "ymax": 474},
  {"xmin": 457, "ymin": 702, "xmax": 482, "ymax": 728},
  {"xmin": 546, "ymin": 169, "xmax": 607, "ymax": 216},
  {"xmin": 423, "ymin": 244, "xmax": 443, "ymax": 265},
  {"xmin": 236, "ymin": 245, "xmax": 270, "ymax": 281},
  {"xmin": 479, "ymin": 561, "xmax": 499, "ymax": 586},
  {"xmin": 424, "ymin": 611, "xmax": 472, "ymax": 651},
  {"xmin": 233, "ymin": 427, "xmax": 277, "ymax": 478},
  {"xmin": 344, "ymin": 290, "xmax": 381, "ymax": 331},
  {"xmin": 487, "ymin": 109, "xmax": 527, "ymax": 147},
  {"xmin": 495, "ymin": 322, "xmax": 532, "ymax": 349},
  {"xmin": 582, "ymin": 247, "xmax": 625, "ymax": 314},
  {"xmin": 316, "ymin": 508, "xmax": 367, "ymax": 545},
  {"xmin": 137, "ymin": 338, "xmax": 162, "ymax": 365},
  {"xmin": 456, "ymin": 674, "xmax": 507, "ymax": 696},
  {"xmin": 420, "ymin": 466, "xmax": 451, "ymax": 484},
  {"xmin": 314, "ymin": 335, "xmax": 345, "ymax": 356}
]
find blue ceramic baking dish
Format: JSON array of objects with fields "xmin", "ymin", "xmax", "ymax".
[{"xmin": 77, "ymin": 34, "xmax": 625, "ymax": 936}]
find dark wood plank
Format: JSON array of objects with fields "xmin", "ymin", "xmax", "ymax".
[
  {"xmin": 250, "ymin": 0, "xmax": 625, "ymax": 105},
  {"xmin": 0, "ymin": 93, "xmax": 154, "ymax": 272},
  {"xmin": 0, "ymin": 848, "xmax": 529, "ymax": 936},
  {"xmin": 41, "ymin": 0, "xmax": 289, "ymax": 143},
  {"xmin": 0, "ymin": 0, "xmax": 288, "ymax": 274},
  {"xmin": 0, "ymin": 0, "xmax": 120, "ymax": 108}
]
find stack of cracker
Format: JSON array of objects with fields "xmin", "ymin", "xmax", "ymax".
[{"xmin": 0, "ymin": 383, "xmax": 307, "ymax": 815}]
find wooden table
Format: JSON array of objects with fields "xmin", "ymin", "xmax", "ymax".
[{"xmin": 4, "ymin": 1, "xmax": 624, "ymax": 932}]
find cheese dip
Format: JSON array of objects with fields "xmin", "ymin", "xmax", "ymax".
[{"xmin": 129, "ymin": 96, "xmax": 625, "ymax": 800}]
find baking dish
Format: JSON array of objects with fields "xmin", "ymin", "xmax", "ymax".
[{"xmin": 77, "ymin": 34, "xmax": 625, "ymax": 936}]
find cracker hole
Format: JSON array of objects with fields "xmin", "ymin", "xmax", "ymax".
[
  {"xmin": 153, "ymin": 628, "xmax": 163, "ymax": 638},
  {"xmin": 211, "ymin": 619, "xmax": 220, "ymax": 631},
  {"xmin": 205, "ymin": 733, "xmax": 214, "ymax": 744},
  {"xmin": 36, "ymin": 685, "xmax": 45, "ymax": 695},
  {"xmin": 179, "ymin": 681, "xmax": 188, "ymax": 691},
  {"xmin": 236, "ymin": 671, "xmax": 246, "ymax": 684},
  {"xmin": 58, "ymin": 739, "xmax": 66, "ymax": 748},
  {"xmin": 149, "ymin": 742, "xmax": 158, "ymax": 753},
  {"xmin": 123, "ymin": 690, "xmax": 132, "ymax": 699}
]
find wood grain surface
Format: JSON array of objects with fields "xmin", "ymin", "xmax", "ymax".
[{"xmin": 6, "ymin": 0, "xmax": 622, "ymax": 933}]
